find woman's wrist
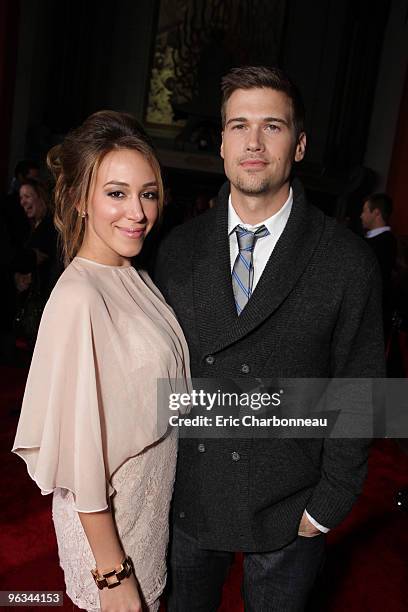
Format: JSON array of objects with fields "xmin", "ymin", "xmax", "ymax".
[
  {"xmin": 95, "ymin": 552, "xmax": 126, "ymax": 574},
  {"xmin": 91, "ymin": 555, "xmax": 133, "ymax": 590},
  {"xmin": 77, "ymin": 510, "xmax": 125, "ymax": 573}
]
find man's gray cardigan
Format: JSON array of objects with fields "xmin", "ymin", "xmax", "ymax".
[{"xmin": 154, "ymin": 178, "xmax": 385, "ymax": 552}]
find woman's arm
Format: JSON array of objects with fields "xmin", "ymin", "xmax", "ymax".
[{"xmin": 78, "ymin": 510, "xmax": 142, "ymax": 612}]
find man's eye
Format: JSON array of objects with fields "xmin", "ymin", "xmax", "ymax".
[
  {"xmin": 108, "ymin": 191, "xmax": 125, "ymax": 198},
  {"xmin": 232, "ymin": 124, "xmax": 245, "ymax": 130},
  {"xmin": 266, "ymin": 124, "xmax": 280, "ymax": 132},
  {"xmin": 141, "ymin": 191, "xmax": 159, "ymax": 200}
]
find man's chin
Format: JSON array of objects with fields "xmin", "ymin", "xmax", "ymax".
[{"xmin": 233, "ymin": 178, "xmax": 273, "ymax": 196}]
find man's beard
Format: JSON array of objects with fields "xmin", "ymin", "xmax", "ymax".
[{"xmin": 233, "ymin": 174, "xmax": 273, "ymax": 196}]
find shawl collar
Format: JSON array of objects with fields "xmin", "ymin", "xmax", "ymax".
[{"xmin": 193, "ymin": 179, "xmax": 326, "ymax": 357}]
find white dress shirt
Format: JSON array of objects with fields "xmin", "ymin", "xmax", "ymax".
[
  {"xmin": 366, "ymin": 226, "xmax": 391, "ymax": 238},
  {"xmin": 228, "ymin": 188, "xmax": 293, "ymax": 288},
  {"xmin": 227, "ymin": 187, "xmax": 329, "ymax": 534}
]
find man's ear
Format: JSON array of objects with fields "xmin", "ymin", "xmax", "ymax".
[
  {"xmin": 294, "ymin": 132, "xmax": 306, "ymax": 162},
  {"xmin": 220, "ymin": 131, "xmax": 225, "ymax": 159}
]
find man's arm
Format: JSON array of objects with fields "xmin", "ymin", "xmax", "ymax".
[{"xmin": 305, "ymin": 260, "xmax": 384, "ymax": 529}]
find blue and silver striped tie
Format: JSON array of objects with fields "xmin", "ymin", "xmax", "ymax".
[{"xmin": 232, "ymin": 224, "xmax": 269, "ymax": 315}]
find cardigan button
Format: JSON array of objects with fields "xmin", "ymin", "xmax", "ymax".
[
  {"xmin": 231, "ymin": 451, "xmax": 241, "ymax": 461},
  {"xmin": 197, "ymin": 443, "xmax": 206, "ymax": 453},
  {"xmin": 240, "ymin": 363, "xmax": 250, "ymax": 374},
  {"xmin": 179, "ymin": 511, "xmax": 186, "ymax": 518},
  {"xmin": 205, "ymin": 355, "xmax": 215, "ymax": 365}
]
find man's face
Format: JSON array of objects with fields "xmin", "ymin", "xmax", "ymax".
[
  {"xmin": 220, "ymin": 87, "xmax": 305, "ymax": 198},
  {"xmin": 360, "ymin": 200, "xmax": 377, "ymax": 231}
]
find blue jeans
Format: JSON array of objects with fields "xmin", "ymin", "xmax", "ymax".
[{"xmin": 166, "ymin": 525, "xmax": 325, "ymax": 612}]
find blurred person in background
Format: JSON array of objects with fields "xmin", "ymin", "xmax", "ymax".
[
  {"xmin": 1, "ymin": 159, "xmax": 40, "ymax": 249},
  {"xmin": 361, "ymin": 193, "xmax": 397, "ymax": 335},
  {"xmin": 12, "ymin": 178, "xmax": 58, "ymax": 346}
]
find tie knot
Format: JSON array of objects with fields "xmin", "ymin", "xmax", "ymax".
[{"xmin": 234, "ymin": 224, "xmax": 269, "ymax": 252}]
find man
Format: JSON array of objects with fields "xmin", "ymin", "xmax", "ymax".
[
  {"xmin": 361, "ymin": 193, "xmax": 397, "ymax": 332},
  {"xmin": 155, "ymin": 66, "xmax": 384, "ymax": 611}
]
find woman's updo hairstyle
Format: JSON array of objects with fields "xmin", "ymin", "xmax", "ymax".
[{"xmin": 47, "ymin": 110, "xmax": 164, "ymax": 266}]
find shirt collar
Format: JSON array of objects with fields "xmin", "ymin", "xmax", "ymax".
[
  {"xmin": 228, "ymin": 187, "xmax": 293, "ymax": 236},
  {"xmin": 366, "ymin": 226, "xmax": 391, "ymax": 238}
]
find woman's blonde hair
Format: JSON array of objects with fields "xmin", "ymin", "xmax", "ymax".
[{"xmin": 47, "ymin": 110, "xmax": 164, "ymax": 266}]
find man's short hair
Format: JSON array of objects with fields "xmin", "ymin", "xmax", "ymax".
[
  {"xmin": 220, "ymin": 66, "xmax": 305, "ymax": 137},
  {"xmin": 366, "ymin": 193, "xmax": 393, "ymax": 224}
]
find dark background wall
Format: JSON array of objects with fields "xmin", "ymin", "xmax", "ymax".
[
  {"xmin": 1, "ymin": 0, "xmax": 407, "ymax": 230},
  {"xmin": 7, "ymin": 0, "xmax": 158, "ymax": 170},
  {"xmin": 0, "ymin": 0, "xmax": 20, "ymax": 191}
]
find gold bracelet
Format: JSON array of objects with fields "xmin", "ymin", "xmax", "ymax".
[{"xmin": 91, "ymin": 556, "xmax": 133, "ymax": 590}]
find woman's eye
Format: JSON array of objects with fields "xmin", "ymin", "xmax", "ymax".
[
  {"xmin": 141, "ymin": 191, "xmax": 159, "ymax": 200},
  {"xmin": 108, "ymin": 191, "xmax": 125, "ymax": 198}
]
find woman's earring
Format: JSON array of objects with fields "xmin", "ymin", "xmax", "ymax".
[{"xmin": 79, "ymin": 211, "xmax": 87, "ymax": 218}]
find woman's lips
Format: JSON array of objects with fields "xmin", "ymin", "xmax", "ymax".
[{"xmin": 116, "ymin": 227, "xmax": 146, "ymax": 239}]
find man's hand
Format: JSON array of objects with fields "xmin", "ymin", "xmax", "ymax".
[{"xmin": 298, "ymin": 511, "xmax": 322, "ymax": 537}]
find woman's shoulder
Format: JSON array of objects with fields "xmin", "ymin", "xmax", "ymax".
[{"xmin": 46, "ymin": 259, "xmax": 105, "ymax": 312}]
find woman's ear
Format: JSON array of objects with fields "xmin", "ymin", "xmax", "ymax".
[{"xmin": 75, "ymin": 197, "xmax": 87, "ymax": 219}]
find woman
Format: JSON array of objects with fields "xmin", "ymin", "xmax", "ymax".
[
  {"xmin": 12, "ymin": 111, "xmax": 190, "ymax": 611},
  {"xmin": 18, "ymin": 177, "xmax": 58, "ymax": 278},
  {"xmin": 13, "ymin": 178, "xmax": 59, "ymax": 344}
]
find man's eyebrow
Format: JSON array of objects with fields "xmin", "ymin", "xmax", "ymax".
[
  {"xmin": 225, "ymin": 117, "xmax": 248, "ymax": 126},
  {"xmin": 263, "ymin": 116, "xmax": 290, "ymax": 127},
  {"xmin": 225, "ymin": 116, "xmax": 290, "ymax": 127}
]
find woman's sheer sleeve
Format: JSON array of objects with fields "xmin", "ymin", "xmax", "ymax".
[{"xmin": 12, "ymin": 280, "xmax": 112, "ymax": 512}]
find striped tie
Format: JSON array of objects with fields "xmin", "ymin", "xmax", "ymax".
[{"xmin": 232, "ymin": 224, "xmax": 269, "ymax": 314}]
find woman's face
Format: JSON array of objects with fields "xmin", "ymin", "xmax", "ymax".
[
  {"xmin": 79, "ymin": 148, "xmax": 160, "ymax": 267},
  {"xmin": 20, "ymin": 185, "xmax": 46, "ymax": 222}
]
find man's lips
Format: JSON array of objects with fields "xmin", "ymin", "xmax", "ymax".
[
  {"xmin": 116, "ymin": 226, "xmax": 146, "ymax": 239},
  {"xmin": 239, "ymin": 159, "xmax": 268, "ymax": 169}
]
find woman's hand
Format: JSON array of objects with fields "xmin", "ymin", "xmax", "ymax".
[{"xmin": 99, "ymin": 573, "xmax": 142, "ymax": 612}]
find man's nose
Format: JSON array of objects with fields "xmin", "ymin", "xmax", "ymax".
[{"xmin": 246, "ymin": 127, "xmax": 264, "ymax": 151}]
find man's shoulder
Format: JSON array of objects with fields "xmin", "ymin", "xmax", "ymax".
[
  {"xmin": 298, "ymin": 187, "xmax": 376, "ymax": 271},
  {"xmin": 369, "ymin": 230, "xmax": 396, "ymax": 245},
  {"xmin": 326, "ymin": 219, "xmax": 378, "ymax": 273},
  {"xmin": 160, "ymin": 207, "xmax": 217, "ymax": 253}
]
